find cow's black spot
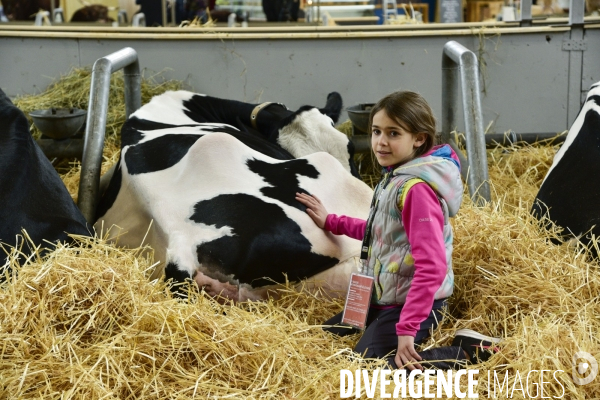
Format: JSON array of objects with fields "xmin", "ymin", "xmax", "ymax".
[
  {"xmin": 190, "ymin": 193, "xmax": 338, "ymax": 287},
  {"xmin": 201, "ymin": 124, "xmax": 295, "ymax": 160},
  {"xmin": 347, "ymin": 139, "xmax": 361, "ymax": 179},
  {"xmin": 124, "ymin": 134, "xmax": 202, "ymax": 175},
  {"xmin": 182, "ymin": 95, "xmax": 293, "ymax": 141},
  {"xmin": 533, "ymin": 108, "xmax": 600, "ymax": 250},
  {"xmin": 182, "ymin": 94, "xmax": 252, "ymax": 128},
  {"xmin": 247, "ymin": 158, "xmax": 319, "ymax": 209},
  {"xmin": 165, "ymin": 262, "xmax": 196, "ymax": 297},
  {"xmin": 95, "ymin": 159, "xmax": 123, "ymax": 221}
]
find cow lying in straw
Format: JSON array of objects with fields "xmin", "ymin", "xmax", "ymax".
[
  {"xmin": 0, "ymin": 88, "xmax": 90, "ymax": 268},
  {"xmin": 95, "ymin": 91, "xmax": 373, "ymax": 301},
  {"xmin": 532, "ymin": 81, "xmax": 600, "ymax": 255}
]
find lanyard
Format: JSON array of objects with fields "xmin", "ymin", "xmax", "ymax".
[{"xmin": 360, "ymin": 170, "xmax": 394, "ymax": 260}]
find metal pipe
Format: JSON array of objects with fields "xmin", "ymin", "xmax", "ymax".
[
  {"xmin": 77, "ymin": 47, "xmax": 141, "ymax": 223},
  {"xmin": 118, "ymin": 9, "xmax": 128, "ymax": 24},
  {"xmin": 37, "ymin": 138, "xmax": 84, "ymax": 159},
  {"xmin": 171, "ymin": 0, "xmax": 176, "ymax": 25},
  {"xmin": 520, "ymin": 0, "xmax": 532, "ymax": 26},
  {"xmin": 162, "ymin": 0, "xmax": 168, "ymax": 26},
  {"xmin": 34, "ymin": 11, "xmax": 51, "ymax": 26},
  {"xmin": 442, "ymin": 40, "xmax": 490, "ymax": 206},
  {"xmin": 132, "ymin": 13, "xmax": 146, "ymax": 27},
  {"xmin": 569, "ymin": 0, "xmax": 585, "ymax": 25},
  {"xmin": 53, "ymin": 8, "xmax": 64, "ymax": 23}
]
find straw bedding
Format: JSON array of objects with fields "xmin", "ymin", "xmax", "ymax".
[{"xmin": 2, "ymin": 74, "xmax": 599, "ymax": 398}]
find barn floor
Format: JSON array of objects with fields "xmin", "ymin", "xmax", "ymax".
[{"xmin": 2, "ymin": 73, "xmax": 599, "ymax": 398}]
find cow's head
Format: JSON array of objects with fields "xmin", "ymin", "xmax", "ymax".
[{"xmin": 253, "ymin": 92, "xmax": 360, "ymax": 179}]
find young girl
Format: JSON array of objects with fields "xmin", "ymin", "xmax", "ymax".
[{"xmin": 296, "ymin": 91, "xmax": 499, "ymax": 370}]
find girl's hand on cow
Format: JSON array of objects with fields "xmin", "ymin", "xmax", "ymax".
[
  {"xmin": 395, "ymin": 335, "xmax": 423, "ymax": 371},
  {"xmin": 295, "ymin": 192, "xmax": 328, "ymax": 228}
]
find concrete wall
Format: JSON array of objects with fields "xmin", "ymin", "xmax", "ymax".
[{"xmin": 1, "ymin": 25, "xmax": 598, "ymax": 135}]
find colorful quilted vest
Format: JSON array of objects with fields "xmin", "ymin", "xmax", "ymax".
[{"xmin": 360, "ymin": 149, "xmax": 462, "ymax": 305}]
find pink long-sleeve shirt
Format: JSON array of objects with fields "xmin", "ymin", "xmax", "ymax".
[{"xmin": 324, "ymin": 182, "xmax": 447, "ymax": 337}]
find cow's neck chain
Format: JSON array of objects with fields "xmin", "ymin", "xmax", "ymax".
[{"xmin": 250, "ymin": 102, "xmax": 274, "ymax": 130}]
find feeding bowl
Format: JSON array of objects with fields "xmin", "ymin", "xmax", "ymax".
[
  {"xmin": 29, "ymin": 107, "xmax": 87, "ymax": 140},
  {"xmin": 346, "ymin": 103, "xmax": 375, "ymax": 134}
]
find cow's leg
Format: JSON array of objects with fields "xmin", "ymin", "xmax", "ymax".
[
  {"xmin": 194, "ymin": 257, "xmax": 361, "ymax": 302},
  {"xmin": 193, "ymin": 272, "xmax": 287, "ymax": 302},
  {"xmin": 193, "ymin": 271, "xmax": 241, "ymax": 302}
]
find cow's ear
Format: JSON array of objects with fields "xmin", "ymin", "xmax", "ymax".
[{"xmin": 319, "ymin": 92, "xmax": 343, "ymax": 123}]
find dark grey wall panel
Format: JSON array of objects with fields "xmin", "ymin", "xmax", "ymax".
[
  {"xmin": 475, "ymin": 30, "xmax": 570, "ymax": 135},
  {"xmin": 0, "ymin": 37, "xmax": 80, "ymax": 96},
  {"xmin": 582, "ymin": 28, "xmax": 600, "ymax": 96}
]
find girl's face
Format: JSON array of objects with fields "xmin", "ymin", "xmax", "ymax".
[{"xmin": 371, "ymin": 110, "xmax": 425, "ymax": 167}]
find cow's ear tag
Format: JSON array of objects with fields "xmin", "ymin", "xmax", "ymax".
[{"xmin": 341, "ymin": 273, "xmax": 374, "ymax": 330}]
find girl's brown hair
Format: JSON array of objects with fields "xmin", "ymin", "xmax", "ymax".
[{"xmin": 368, "ymin": 91, "xmax": 437, "ymax": 158}]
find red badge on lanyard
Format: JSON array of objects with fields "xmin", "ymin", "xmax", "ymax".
[{"xmin": 341, "ymin": 273, "xmax": 374, "ymax": 330}]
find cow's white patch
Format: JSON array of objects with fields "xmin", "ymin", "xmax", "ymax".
[
  {"xmin": 130, "ymin": 90, "xmax": 201, "ymax": 126},
  {"xmin": 277, "ymin": 108, "xmax": 352, "ymax": 173}
]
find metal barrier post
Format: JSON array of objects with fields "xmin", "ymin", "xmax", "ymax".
[
  {"xmin": 520, "ymin": 0, "xmax": 532, "ymax": 26},
  {"xmin": 118, "ymin": 9, "xmax": 128, "ymax": 24},
  {"xmin": 34, "ymin": 11, "xmax": 51, "ymax": 26},
  {"xmin": 132, "ymin": 13, "xmax": 146, "ymax": 27},
  {"xmin": 566, "ymin": 0, "xmax": 586, "ymax": 127},
  {"xmin": 77, "ymin": 47, "xmax": 141, "ymax": 223},
  {"xmin": 442, "ymin": 40, "xmax": 490, "ymax": 205},
  {"xmin": 53, "ymin": 8, "xmax": 65, "ymax": 23}
]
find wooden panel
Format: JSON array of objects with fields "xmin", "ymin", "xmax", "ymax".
[{"xmin": 466, "ymin": 0, "xmax": 503, "ymax": 22}]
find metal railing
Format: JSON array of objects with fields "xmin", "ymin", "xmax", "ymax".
[
  {"xmin": 77, "ymin": 47, "xmax": 141, "ymax": 223},
  {"xmin": 441, "ymin": 40, "xmax": 490, "ymax": 206}
]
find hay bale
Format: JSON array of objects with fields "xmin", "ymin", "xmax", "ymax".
[{"xmin": 0, "ymin": 236, "xmax": 374, "ymax": 398}]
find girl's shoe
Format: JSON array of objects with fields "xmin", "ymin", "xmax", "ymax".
[{"xmin": 451, "ymin": 329, "xmax": 501, "ymax": 364}]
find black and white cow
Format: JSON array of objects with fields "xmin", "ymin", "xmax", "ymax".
[
  {"xmin": 532, "ymin": 81, "xmax": 600, "ymax": 254},
  {"xmin": 0, "ymin": 89, "xmax": 90, "ymax": 268},
  {"xmin": 96, "ymin": 90, "xmax": 372, "ymax": 300}
]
